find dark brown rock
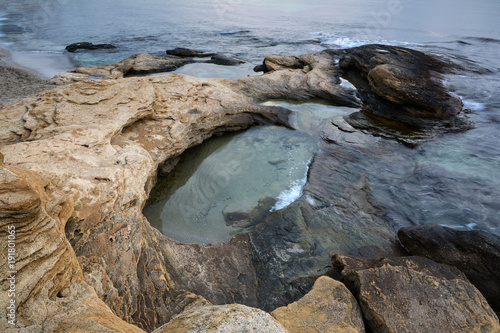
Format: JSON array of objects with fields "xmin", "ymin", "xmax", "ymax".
[
  {"xmin": 332, "ymin": 254, "xmax": 500, "ymax": 333},
  {"xmin": 66, "ymin": 42, "xmax": 117, "ymax": 52},
  {"xmin": 166, "ymin": 47, "xmax": 216, "ymax": 58},
  {"xmin": 398, "ymin": 225, "xmax": 500, "ymax": 313},
  {"xmin": 339, "ymin": 44, "xmax": 473, "ymax": 144}
]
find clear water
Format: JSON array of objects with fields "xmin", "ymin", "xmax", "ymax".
[{"xmin": 1, "ymin": 0, "xmax": 500, "ymax": 240}]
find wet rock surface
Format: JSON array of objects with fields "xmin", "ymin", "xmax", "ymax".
[
  {"xmin": 398, "ymin": 225, "xmax": 500, "ymax": 313},
  {"xmin": 166, "ymin": 47, "xmax": 217, "ymax": 58},
  {"xmin": 66, "ymin": 42, "xmax": 117, "ymax": 52},
  {"xmin": 333, "ymin": 254, "xmax": 500, "ymax": 333},
  {"xmin": 0, "ymin": 45, "xmax": 488, "ymax": 332}
]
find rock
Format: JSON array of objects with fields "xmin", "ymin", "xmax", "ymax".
[
  {"xmin": 0, "ymin": 73, "xmax": 290, "ymax": 331},
  {"xmin": 209, "ymin": 54, "xmax": 245, "ymax": 66},
  {"xmin": 223, "ymin": 197, "xmax": 276, "ymax": 229},
  {"xmin": 0, "ymin": 159, "xmax": 143, "ymax": 332},
  {"xmin": 339, "ymin": 44, "xmax": 473, "ymax": 144},
  {"xmin": 332, "ymin": 254, "xmax": 500, "ymax": 333},
  {"xmin": 153, "ymin": 304, "xmax": 288, "ymax": 333},
  {"xmin": 271, "ymin": 276, "xmax": 365, "ymax": 333},
  {"xmin": 66, "ymin": 42, "xmax": 117, "ymax": 52},
  {"xmin": 398, "ymin": 225, "xmax": 500, "ymax": 313},
  {"xmin": 166, "ymin": 47, "xmax": 216, "ymax": 58},
  {"xmin": 53, "ymin": 53, "xmax": 192, "ymax": 81}
]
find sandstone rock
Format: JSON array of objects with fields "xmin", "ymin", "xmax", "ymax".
[
  {"xmin": 398, "ymin": 225, "xmax": 500, "ymax": 313},
  {"xmin": 332, "ymin": 254, "xmax": 500, "ymax": 333},
  {"xmin": 0, "ymin": 159, "xmax": 143, "ymax": 332},
  {"xmin": 153, "ymin": 304, "xmax": 289, "ymax": 333},
  {"xmin": 271, "ymin": 276, "xmax": 365, "ymax": 333},
  {"xmin": 166, "ymin": 47, "xmax": 217, "ymax": 58},
  {"xmin": 66, "ymin": 42, "xmax": 117, "ymax": 52},
  {"xmin": 53, "ymin": 53, "xmax": 192, "ymax": 81}
]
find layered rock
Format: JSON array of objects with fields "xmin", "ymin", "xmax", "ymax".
[
  {"xmin": 153, "ymin": 304, "xmax": 288, "ymax": 333},
  {"xmin": 333, "ymin": 254, "xmax": 500, "ymax": 333},
  {"xmin": 339, "ymin": 44, "xmax": 473, "ymax": 145},
  {"xmin": 271, "ymin": 276, "xmax": 365, "ymax": 333},
  {"xmin": 398, "ymin": 225, "xmax": 500, "ymax": 313},
  {"xmin": 0, "ymin": 155, "xmax": 143, "ymax": 332}
]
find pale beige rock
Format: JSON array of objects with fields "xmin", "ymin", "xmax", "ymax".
[
  {"xmin": 272, "ymin": 276, "xmax": 365, "ymax": 333},
  {"xmin": 153, "ymin": 304, "xmax": 289, "ymax": 333},
  {"xmin": 0, "ymin": 159, "xmax": 143, "ymax": 333}
]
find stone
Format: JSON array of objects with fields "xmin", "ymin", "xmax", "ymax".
[
  {"xmin": 53, "ymin": 53, "xmax": 192, "ymax": 81},
  {"xmin": 223, "ymin": 197, "xmax": 277, "ymax": 229},
  {"xmin": 166, "ymin": 47, "xmax": 217, "ymax": 58},
  {"xmin": 332, "ymin": 254, "xmax": 500, "ymax": 333},
  {"xmin": 153, "ymin": 304, "xmax": 289, "ymax": 333},
  {"xmin": 339, "ymin": 44, "xmax": 473, "ymax": 144},
  {"xmin": 398, "ymin": 225, "xmax": 500, "ymax": 313},
  {"xmin": 66, "ymin": 42, "xmax": 117, "ymax": 52},
  {"xmin": 209, "ymin": 54, "xmax": 245, "ymax": 66},
  {"xmin": 271, "ymin": 276, "xmax": 365, "ymax": 333},
  {"xmin": 0, "ymin": 159, "xmax": 143, "ymax": 332}
]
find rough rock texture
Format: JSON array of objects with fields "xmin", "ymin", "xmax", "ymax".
[
  {"xmin": 0, "ymin": 46, "xmax": 478, "ymax": 331},
  {"xmin": 0, "ymin": 73, "xmax": 290, "ymax": 331},
  {"xmin": 339, "ymin": 44, "xmax": 472, "ymax": 145},
  {"xmin": 153, "ymin": 304, "xmax": 288, "ymax": 333},
  {"xmin": 271, "ymin": 276, "xmax": 365, "ymax": 333},
  {"xmin": 66, "ymin": 42, "xmax": 117, "ymax": 52},
  {"xmin": 0, "ymin": 155, "xmax": 143, "ymax": 332},
  {"xmin": 398, "ymin": 225, "xmax": 500, "ymax": 313},
  {"xmin": 333, "ymin": 254, "xmax": 500, "ymax": 333},
  {"xmin": 52, "ymin": 53, "xmax": 192, "ymax": 82}
]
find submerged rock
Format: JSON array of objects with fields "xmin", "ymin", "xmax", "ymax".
[
  {"xmin": 66, "ymin": 42, "xmax": 117, "ymax": 52},
  {"xmin": 166, "ymin": 47, "xmax": 217, "ymax": 58},
  {"xmin": 224, "ymin": 197, "xmax": 276, "ymax": 229},
  {"xmin": 153, "ymin": 304, "xmax": 288, "ymax": 333},
  {"xmin": 271, "ymin": 276, "xmax": 365, "ymax": 333},
  {"xmin": 333, "ymin": 254, "xmax": 500, "ymax": 333},
  {"xmin": 398, "ymin": 225, "xmax": 500, "ymax": 314}
]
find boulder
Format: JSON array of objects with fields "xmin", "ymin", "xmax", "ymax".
[
  {"xmin": 271, "ymin": 276, "xmax": 365, "ymax": 333},
  {"xmin": 166, "ymin": 47, "xmax": 216, "ymax": 58},
  {"xmin": 153, "ymin": 304, "xmax": 288, "ymax": 333},
  {"xmin": 333, "ymin": 254, "xmax": 500, "ymax": 333},
  {"xmin": 66, "ymin": 42, "xmax": 117, "ymax": 52},
  {"xmin": 339, "ymin": 44, "xmax": 473, "ymax": 145},
  {"xmin": 398, "ymin": 225, "xmax": 500, "ymax": 313},
  {"xmin": 209, "ymin": 54, "xmax": 245, "ymax": 66}
]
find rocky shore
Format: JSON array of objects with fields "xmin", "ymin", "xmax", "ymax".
[{"xmin": 1, "ymin": 45, "xmax": 499, "ymax": 332}]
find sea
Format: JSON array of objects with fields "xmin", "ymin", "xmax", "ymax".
[{"xmin": 1, "ymin": 0, "xmax": 499, "ymax": 243}]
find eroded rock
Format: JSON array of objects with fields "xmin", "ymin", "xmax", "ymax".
[
  {"xmin": 153, "ymin": 304, "xmax": 288, "ymax": 333},
  {"xmin": 398, "ymin": 225, "xmax": 500, "ymax": 313},
  {"xmin": 333, "ymin": 254, "xmax": 500, "ymax": 333},
  {"xmin": 271, "ymin": 276, "xmax": 365, "ymax": 333},
  {"xmin": 66, "ymin": 42, "xmax": 117, "ymax": 52}
]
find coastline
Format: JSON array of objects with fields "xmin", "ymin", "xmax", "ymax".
[{"xmin": 0, "ymin": 47, "xmax": 54, "ymax": 105}]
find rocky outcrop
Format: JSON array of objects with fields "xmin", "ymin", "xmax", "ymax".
[
  {"xmin": 339, "ymin": 44, "xmax": 473, "ymax": 145},
  {"xmin": 398, "ymin": 225, "xmax": 500, "ymax": 313},
  {"xmin": 271, "ymin": 276, "xmax": 365, "ymax": 333},
  {"xmin": 53, "ymin": 53, "xmax": 192, "ymax": 82},
  {"xmin": 209, "ymin": 54, "xmax": 245, "ymax": 66},
  {"xmin": 0, "ymin": 155, "xmax": 143, "ymax": 332},
  {"xmin": 0, "ymin": 45, "xmax": 481, "ymax": 331},
  {"xmin": 153, "ymin": 304, "xmax": 288, "ymax": 333},
  {"xmin": 333, "ymin": 254, "xmax": 500, "ymax": 333},
  {"xmin": 66, "ymin": 42, "xmax": 117, "ymax": 52}
]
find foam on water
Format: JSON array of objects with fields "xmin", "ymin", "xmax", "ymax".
[{"xmin": 271, "ymin": 159, "xmax": 310, "ymax": 211}]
